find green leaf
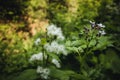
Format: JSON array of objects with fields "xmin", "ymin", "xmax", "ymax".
[
  {"xmin": 72, "ymin": 40, "xmax": 81, "ymax": 46},
  {"xmin": 7, "ymin": 69, "xmax": 38, "ymax": 80},
  {"xmin": 50, "ymin": 66, "xmax": 75, "ymax": 80},
  {"xmin": 47, "ymin": 52, "xmax": 60, "ymax": 60},
  {"xmin": 88, "ymin": 39, "xmax": 96, "ymax": 47},
  {"xmin": 78, "ymin": 47, "xmax": 84, "ymax": 52},
  {"xmin": 94, "ymin": 36, "xmax": 112, "ymax": 50},
  {"xmin": 81, "ymin": 44, "xmax": 87, "ymax": 49},
  {"xmin": 66, "ymin": 47, "xmax": 79, "ymax": 53}
]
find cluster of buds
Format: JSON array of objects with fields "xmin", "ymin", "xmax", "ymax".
[
  {"xmin": 89, "ymin": 21, "xmax": 106, "ymax": 36},
  {"xmin": 82, "ymin": 21, "xmax": 106, "ymax": 37}
]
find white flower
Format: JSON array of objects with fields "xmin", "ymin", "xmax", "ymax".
[
  {"xmin": 44, "ymin": 41, "xmax": 67, "ymax": 55},
  {"xmin": 99, "ymin": 30, "xmax": 106, "ymax": 35},
  {"xmin": 47, "ymin": 24, "xmax": 65, "ymax": 40},
  {"xmin": 34, "ymin": 38, "xmax": 41, "ymax": 45},
  {"xmin": 97, "ymin": 23, "xmax": 105, "ymax": 28},
  {"xmin": 57, "ymin": 34, "xmax": 65, "ymax": 40},
  {"xmin": 41, "ymin": 73, "xmax": 49, "ymax": 79},
  {"xmin": 36, "ymin": 66, "xmax": 50, "ymax": 79},
  {"xmin": 44, "ymin": 43, "xmax": 51, "ymax": 52},
  {"xmin": 47, "ymin": 24, "xmax": 60, "ymax": 36},
  {"xmin": 52, "ymin": 59, "xmax": 61, "ymax": 68},
  {"xmin": 36, "ymin": 66, "xmax": 43, "ymax": 73},
  {"xmin": 29, "ymin": 52, "xmax": 45, "ymax": 61},
  {"xmin": 43, "ymin": 68, "xmax": 50, "ymax": 75}
]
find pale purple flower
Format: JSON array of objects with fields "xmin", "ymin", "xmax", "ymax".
[
  {"xmin": 97, "ymin": 23, "xmax": 105, "ymax": 28},
  {"xmin": 99, "ymin": 30, "xmax": 106, "ymax": 35}
]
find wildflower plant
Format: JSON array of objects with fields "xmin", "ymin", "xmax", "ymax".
[
  {"xmin": 65, "ymin": 21, "xmax": 113, "ymax": 79},
  {"xmin": 29, "ymin": 24, "xmax": 67, "ymax": 79}
]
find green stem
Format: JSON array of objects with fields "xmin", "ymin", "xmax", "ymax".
[{"xmin": 42, "ymin": 45, "xmax": 45, "ymax": 67}]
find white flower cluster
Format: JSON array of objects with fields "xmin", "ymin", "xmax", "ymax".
[
  {"xmin": 47, "ymin": 24, "xmax": 65, "ymax": 40},
  {"xmin": 44, "ymin": 41, "xmax": 67, "ymax": 55},
  {"xmin": 34, "ymin": 38, "xmax": 41, "ymax": 45},
  {"xmin": 36, "ymin": 66, "xmax": 50, "ymax": 79},
  {"xmin": 29, "ymin": 52, "xmax": 46, "ymax": 61},
  {"xmin": 52, "ymin": 59, "xmax": 61, "ymax": 68}
]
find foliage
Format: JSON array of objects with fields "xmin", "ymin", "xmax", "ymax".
[
  {"xmin": 95, "ymin": 0, "xmax": 120, "ymax": 51},
  {"xmin": 0, "ymin": 69, "xmax": 37, "ymax": 80},
  {"xmin": 65, "ymin": 21, "xmax": 116, "ymax": 80},
  {"xmin": 0, "ymin": 0, "xmax": 120, "ymax": 80},
  {"xmin": 0, "ymin": 23, "xmax": 33, "ymax": 73},
  {"xmin": 48, "ymin": 0, "xmax": 101, "ymax": 36},
  {"xmin": 27, "ymin": 0, "xmax": 48, "ymax": 20}
]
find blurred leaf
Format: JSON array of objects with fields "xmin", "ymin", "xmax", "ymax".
[
  {"xmin": 88, "ymin": 39, "xmax": 96, "ymax": 47},
  {"xmin": 7, "ymin": 69, "xmax": 37, "ymax": 80},
  {"xmin": 50, "ymin": 66, "xmax": 75, "ymax": 80}
]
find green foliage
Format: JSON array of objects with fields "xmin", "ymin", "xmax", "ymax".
[
  {"xmin": 95, "ymin": 0, "xmax": 120, "ymax": 51},
  {"xmin": 0, "ymin": 69, "xmax": 37, "ymax": 80},
  {"xmin": 65, "ymin": 22, "xmax": 114, "ymax": 80},
  {"xmin": 48, "ymin": 0, "xmax": 101, "ymax": 36},
  {"xmin": 99, "ymin": 49, "xmax": 120, "ymax": 73},
  {"xmin": 0, "ymin": 0, "xmax": 120, "ymax": 80},
  {"xmin": 49, "ymin": 66, "xmax": 75, "ymax": 80},
  {"xmin": 27, "ymin": 0, "xmax": 48, "ymax": 19},
  {"xmin": 11, "ymin": 69, "xmax": 37, "ymax": 80},
  {"xmin": 0, "ymin": 23, "xmax": 34, "ymax": 73}
]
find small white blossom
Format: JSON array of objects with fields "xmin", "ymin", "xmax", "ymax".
[
  {"xmin": 36, "ymin": 66, "xmax": 50, "ymax": 79},
  {"xmin": 99, "ymin": 30, "xmax": 106, "ymax": 35},
  {"xmin": 57, "ymin": 34, "xmax": 65, "ymax": 40},
  {"xmin": 34, "ymin": 38, "xmax": 41, "ymax": 45},
  {"xmin": 41, "ymin": 73, "xmax": 49, "ymax": 79},
  {"xmin": 29, "ymin": 52, "xmax": 45, "ymax": 61},
  {"xmin": 44, "ymin": 41, "xmax": 67, "ymax": 55},
  {"xmin": 36, "ymin": 66, "xmax": 43, "ymax": 73},
  {"xmin": 43, "ymin": 68, "xmax": 50, "ymax": 75},
  {"xmin": 97, "ymin": 23, "xmax": 105, "ymax": 28},
  {"xmin": 52, "ymin": 59, "xmax": 61, "ymax": 68},
  {"xmin": 47, "ymin": 24, "xmax": 65, "ymax": 40}
]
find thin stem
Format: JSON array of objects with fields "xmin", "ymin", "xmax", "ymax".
[{"xmin": 42, "ymin": 45, "xmax": 45, "ymax": 67}]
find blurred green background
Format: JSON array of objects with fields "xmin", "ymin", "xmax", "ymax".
[{"xmin": 0, "ymin": 0, "xmax": 120, "ymax": 80}]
